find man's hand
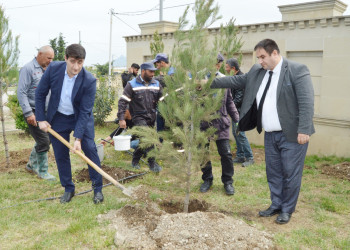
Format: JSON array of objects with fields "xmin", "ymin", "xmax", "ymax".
[
  {"xmin": 297, "ymin": 133, "xmax": 310, "ymax": 145},
  {"xmin": 128, "ymin": 67, "xmax": 133, "ymax": 73},
  {"xmin": 73, "ymin": 139, "xmax": 82, "ymax": 153},
  {"xmin": 125, "ymin": 109, "xmax": 132, "ymax": 120},
  {"xmin": 26, "ymin": 114, "xmax": 37, "ymax": 126},
  {"xmin": 101, "ymin": 136, "xmax": 112, "ymax": 146},
  {"xmin": 233, "ymin": 122, "xmax": 240, "ymax": 136},
  {"xmin": 119, "ymin": 120, "xmax": 127, "ymax": 129},
  {"xmin": 38, "ymin": 121, "xmax": 51, "ymax": 133}
]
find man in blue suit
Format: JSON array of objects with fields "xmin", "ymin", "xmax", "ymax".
[{"xmin": 35, "ymin": 44, "xmax": 103, "ymax": 204}]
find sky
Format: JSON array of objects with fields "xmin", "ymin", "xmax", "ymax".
[{"xmin": 2, "ymin": 0, "xmax": 350, "ymax": 67}]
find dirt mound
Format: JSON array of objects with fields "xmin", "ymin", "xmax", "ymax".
[
  {"xmin": 74, "ymin": 165, "xmax": 141, "ymax": 183},
  {"xmin": 321, "ymin": 162, "xmax": 350, "ymax": 181},
  {"xmin": 99, "ymin": 203, "xmax": 275, "ymax": 249},
  {"xmin": 0, "ymin": 148, "xmax": 55, "ymax": 173}
]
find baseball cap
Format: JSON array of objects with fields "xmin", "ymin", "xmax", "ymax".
[
  {"xmin": 151, "ymin": 53, "xmax": 169, "ymax": 64},
  {"xmin": 141, "ymin": 62, "xmax": 158, "ymax": 71},
  {"xmin": 217, "ymin": 53, "xmax": 224, "ymax": 63}
]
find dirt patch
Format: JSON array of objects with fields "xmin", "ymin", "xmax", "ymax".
[
  {"xmin": 74, "ymin": 165, "xmax": 140, "ymax": 183},
  {"xmin": 320, "ymin": 162, "xmax": 350, "ymax": 181},
  {"xmin": 98, "ymin": 200, "xmax": 275, "ymax": 249},
  {"xmin": 160, "ymin": 199, "xmax": 210, "ymax": 214},
  {"xmin": 251, "ymin": 147, "xmax": 265, "ymax": 164},
  {"xmin": 232, "ymin": 147, "xmax": 265, "ymax": 165},
  {"xmin": 0, "ymin": 148, "xmax": 55, "ymax": 173}
]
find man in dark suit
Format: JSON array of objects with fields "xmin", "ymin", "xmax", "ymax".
[
  {"xmin": 35, "ymin": 44, "xmax": 104, "ymax": 204},
  {"xmin": 211, "ymin": 39, "xmax": 315, "ymax": 224}
]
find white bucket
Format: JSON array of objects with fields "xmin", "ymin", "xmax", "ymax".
[{"xmin": 113, "ymin": 135, "xmax": 132, "ymax": 151}]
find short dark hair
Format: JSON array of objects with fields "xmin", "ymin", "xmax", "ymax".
[
  {"xmin": 254, "ymin": 39, "xmax": 280, "ymax": 55},
  {"xmin": 131, "ymin": 63, "xmax": 140, "ymax": 69},
  {"xmin": 65, "ymin": 44, "xmax": 86, "ymax": 59},
  {"xmin": 226, "ymin": 58, "xmax": 240, "ymax": 71}
]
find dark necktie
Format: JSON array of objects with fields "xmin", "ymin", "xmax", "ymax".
[{"xmin": 257, "ymin": 71, "xmax": 273, "ymax": 133}]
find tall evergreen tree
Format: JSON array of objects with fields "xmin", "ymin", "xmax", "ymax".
[
  {"xmin": 131, "ymin": 0, "xmax": 243, "ymax": 212},
  {"xmin": 49, "ymin": 33, "xmax": 66, "ymax": 61},
  {"xmin": 150, "ymin": 30, "xmax": 164, "ymax": 58},
  {"xmin": 0, "ymin": 5, "xmax": 20, "ymax": 166}
]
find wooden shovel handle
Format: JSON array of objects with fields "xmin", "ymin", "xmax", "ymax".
[{"xmin": 47, "ymin": 127, "xmax": 127, "ymax": 191}]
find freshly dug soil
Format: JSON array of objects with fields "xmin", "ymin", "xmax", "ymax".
[
  {"xmin": 0, "ymin": 148, "xmax": 55, "ymax": 173},
  {"xmin": 74, "ymin": 165, "xmax": 140, "ymax": 183},
  {"xmin": 98, "ymin": 198, "xmax": 275, "ymax": 249},
  {"xmin": 320, "ymin": 162, "xmax": 350, "ymax": 181}
]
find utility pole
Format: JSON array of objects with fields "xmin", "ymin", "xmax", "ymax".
[
  {"xmin": 159, "ymin": 0, "xmax": 163, "ymax": 21},
  {"xmin": 108, "ymin": 8, "xmax": 114, "ymax": 87},
  {"xmin": 79, "ymin": 31, "xmax": 81, "ymax": 44}
]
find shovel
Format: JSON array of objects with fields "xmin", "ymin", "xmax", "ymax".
[{"xmin": 47, "ymin": 127, "xmax": 133, "ymax": 197}]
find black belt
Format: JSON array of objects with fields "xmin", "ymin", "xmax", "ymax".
[{"xmin": 56, "ymin": 111, "xmax": 75, "ymax": 117}]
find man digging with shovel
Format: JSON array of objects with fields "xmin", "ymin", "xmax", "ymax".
[{"xmin": 35, "ymin": 44, "xmax": 104, "ymax": 204}]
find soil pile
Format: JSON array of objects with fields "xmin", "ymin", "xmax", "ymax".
[
  {"xmin": 0, "ymin": 148, "xmax": 55, "ymax": 173},
  {"xmin": 99, "ymin": 202, "xmax": 275, "ymax": 249},
  {"xmin": 321, "ymin": 162, "xmax": 350, "ymax": 181},
  {"xmin": 74, "ymin": 165, "xmax": 140, "ymax": 183}
]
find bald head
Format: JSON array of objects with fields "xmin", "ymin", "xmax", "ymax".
[{"xmin": 37, "ymin": 45, "xmax": 54, "ymax": 69}]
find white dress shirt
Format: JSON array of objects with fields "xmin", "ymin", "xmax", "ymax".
[
  {"xmin": 57, "ymin": 68, "xmax": 77, "ymax": 115},
  {"xmin": 256, "ymin": 57, "xmax": 283, "ymax": 132}
]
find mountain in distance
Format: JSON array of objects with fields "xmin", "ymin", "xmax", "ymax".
[{"xmin": 113, "ymin": 55, "xmax": 126, "ymax": 67}]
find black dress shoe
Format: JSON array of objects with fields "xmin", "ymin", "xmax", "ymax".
[
  {"xmin": 275, "ymin": 212, "xmax": 292, "ymax": 224},
  {"xmin": 258, "ymin": 206, "xmax": 281, "ymax": 217},
  {"xmin": 200, "ymin": 180, "xmax": 212, "ymax": 193},
  {"xmin": 60, "ymin": 191, "xmax": 75, "ymax": 204},
  {"xmin": 93, "ymin": 191, "xmax": 104, "ymax": 204},
  {"xmin": 224, "ymin": 184, "xmax": 235, "ymax": 195}
]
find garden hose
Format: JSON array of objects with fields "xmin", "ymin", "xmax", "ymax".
[{"xmin": 0, "ymin": 171, "xmax": 148, "ymax": 211}]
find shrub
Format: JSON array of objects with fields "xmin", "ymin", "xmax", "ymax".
[
  {"xmin": 7, "ymin": 92, "xmax": 29, "ymax": 133},
  {"xmin": 93, "ymin": 77, "xmax": 115, "ymax": 125}
]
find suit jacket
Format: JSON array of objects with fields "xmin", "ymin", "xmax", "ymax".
[
  {"xmin": 211, "ymin": 57, "xmax": 315, "ymax": 143},
  {"xmin": 35, "ymin": 61, "xmax": 97, "ymax": 139}
]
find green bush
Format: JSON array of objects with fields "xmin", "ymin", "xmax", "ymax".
[
  {"xmin": 7, "ymin": 91, "xmax": 29, "ymax": 133},
  {"xmin": 93, "ymin": 77, "xmax": 115, "ymax": 125}
]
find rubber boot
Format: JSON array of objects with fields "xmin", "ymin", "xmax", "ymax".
[
  {"xmin": 36, "ymin": 151, "xmax": 56, "ymax": 181},
  {"xmin": 148, "ymin": 157, "xmax": 162, "ymax": 173},
  {"xmin": 26, "ymin": 147, "xmax": 39, "ymax": 173}
]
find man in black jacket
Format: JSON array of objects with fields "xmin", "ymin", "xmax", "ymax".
[
  {"xmin": 225, "ymin": 58, "xmax": 254, "ymax": 167},
  {"xmin": 118, "ymin": 62, "xmax": 162, "ymax": 172},
  {"xmin": 121, "ymin": 63, "xmax": 140, "ymax": 88}
]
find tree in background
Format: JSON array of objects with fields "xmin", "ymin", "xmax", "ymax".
[
  {"xmin": 94, "ymin": 62, "xmax": 109, "ymax": 77},
  {"xmin": 93, "ymin": 77, "xmax": 115, "ymax": 125},
  {"xmin": 0, "ymin": 5, "xmax": 20, "ymax": 166},
  {"xmin": 131, "ymin": 0, "xmax": 243, "ymax": 212},
  {"xmin": 150, "ymin": 30, "xmax": 164, "ymax": 58},
  {"xmin": 49, "ymin": 33, "xmax": 66, "ymax": 61},
  {"xmin": 215, "ymin": 18, "xmax": 243, "ymax": 74},
  {"xmin": 150, "ymin": 30, "xmax": 165, "ymax": 76}
]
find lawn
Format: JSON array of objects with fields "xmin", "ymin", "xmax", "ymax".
[{"xmin": 0, "ymin": 123, "xmax": 349, "ymax": 249}]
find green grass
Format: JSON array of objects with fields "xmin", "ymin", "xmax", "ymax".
[
  {"xmin": 304, "ymin": 154, "xmax": 350, "ymax": 168},
  {"xmin": 0, "ymin": 124, "xmax": 350, "ymax": 249}
]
